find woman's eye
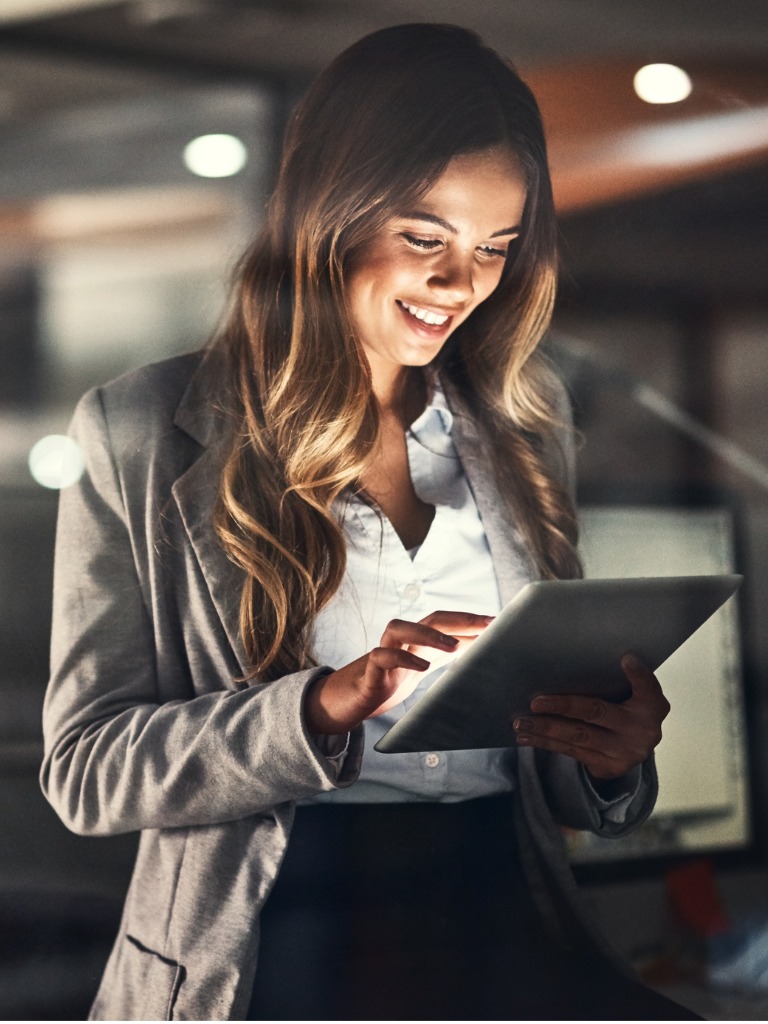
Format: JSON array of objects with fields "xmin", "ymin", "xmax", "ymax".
[
  {"xmin": 402, "ymin": 233, "xmax": 442, "ymax": 250},
  {"xmin": 478, "ymin": 244, "xmax": 509, "ymax": 259}
]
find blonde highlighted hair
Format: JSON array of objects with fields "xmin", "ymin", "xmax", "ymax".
[{"xmin": 213, "ymin": 23, "xmax": 581, "ymax": 680}]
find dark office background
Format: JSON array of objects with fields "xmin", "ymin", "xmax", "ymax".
[{"xmin": 2, "ymin": 1, "xmax": 768, "ymax": 1018}]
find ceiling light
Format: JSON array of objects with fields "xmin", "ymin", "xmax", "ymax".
[
  {"xmin": 183, "ymin": 133, "xmax": 248, "ymax": 178},
  {"xmin": 633, "ymin": 64, "xmax": 692, "ymax": 105},
  {"xmin": 28, "ymin": 435, "xmax": 84, "ymax": 490}
]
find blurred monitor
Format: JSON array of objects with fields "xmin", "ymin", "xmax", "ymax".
[{"xmin": 568, "ymin": 494, "xmax": 751, "ymax": 869}]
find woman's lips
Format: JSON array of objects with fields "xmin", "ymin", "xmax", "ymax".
[{"xmin": 396, "ymin": 299, "xmax": 455, "ymax": 336}]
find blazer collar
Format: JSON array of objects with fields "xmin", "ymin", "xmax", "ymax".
[
  {"xmin": 171, "ymin": 351, "xmax": 250, "ymax": 673},
  {"xmin": 173, "ymin": 347, "xmax": 226, "ymax": 447}
]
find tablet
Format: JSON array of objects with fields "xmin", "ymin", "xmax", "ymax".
[{"xmin": 374, "ymin": 574, "xmax": 743, "ymax": 754}]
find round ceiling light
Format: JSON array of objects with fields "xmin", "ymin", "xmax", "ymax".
[
  {"xmin": 633, "ymin": 63, "xmax": 692, "ymax": 104},
  {"xmin": 183, "ymin": 133, "xmax": 248, "ymax": 178}
]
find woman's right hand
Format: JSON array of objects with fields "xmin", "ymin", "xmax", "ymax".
[{"xmin": 304, "ymin": 611, "xmax": 494, "ymax": 736}]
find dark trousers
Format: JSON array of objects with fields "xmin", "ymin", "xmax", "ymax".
[{"xmin": 247, "ymin": 796, "xmax": 701, "ymax": 1020}]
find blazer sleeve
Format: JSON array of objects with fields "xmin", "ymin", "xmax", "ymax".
[{"xmin": 41, "ymin": 386, "xmax": 363, "ymax": 837}]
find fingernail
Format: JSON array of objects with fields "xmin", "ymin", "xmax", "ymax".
[
  {"xmin": 515, "ymin": 735, "xmax": 532, "ymax": 746},
  {"xmin": 622, "ymin": 653, "xmax": 640, "ymax": 670},
  {"xmin": 439, "ymin": 634, "xmax": 459, "ymax": 646},
  {"xmin": 513, "ymin": 717, "xmax": 535, "ymax": 734},
  {"xmin": 412, "ymin": 655, "xmax": 430, "ymax": 669},
  {"xmin": 531, "ymin": 697, "xmax": 554, "ymax": 712}
]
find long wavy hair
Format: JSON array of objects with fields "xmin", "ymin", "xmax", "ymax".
[{"xmin": 213, "ymin": 23, "xmax": 581, "ymax": 680}]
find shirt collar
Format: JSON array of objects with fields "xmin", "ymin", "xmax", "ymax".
[{"xmin": 409, "ymin": 376, "xmax": 454, "ymax": 439}]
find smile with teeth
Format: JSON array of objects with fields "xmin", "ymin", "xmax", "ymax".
[{"xmin": 398, "ymin": 300, "xmax": 451, "ymax": 326}]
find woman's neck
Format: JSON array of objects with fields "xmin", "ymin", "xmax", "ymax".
[
  {"xmin": 374, "ymin": 366, "xmax": 427, "ymax": 429},
  {"xmin": 361, "ymin": 366, "xmax": 436, "ymax": 550}
]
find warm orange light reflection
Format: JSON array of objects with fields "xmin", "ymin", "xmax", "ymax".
[{"xmin": 523, "ymin": 60, "xmax": 768, "ymax": 212}]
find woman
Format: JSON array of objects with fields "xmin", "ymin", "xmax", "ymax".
[{"xmin": 42, "ymin": 23, "xmax": 696, "ymax": 1021}]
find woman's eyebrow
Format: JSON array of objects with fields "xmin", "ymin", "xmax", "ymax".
[
  {"xmin": 401, "ymin": 211, "xmax": 458, "ymax": 233},
  {"xmin": 400, "ymin": 211, "xmax": 520, "ymax": 237}
]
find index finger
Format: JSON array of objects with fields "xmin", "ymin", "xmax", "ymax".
[
  {"xmin": 379, "ymin": 618, "xmax": 460, "ymax": 652},
  {"xmin": 419, "ymin": 610, "xmax": 495, "ymax": 636}
]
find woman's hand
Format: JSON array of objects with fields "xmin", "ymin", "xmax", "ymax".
[
  {"xmin": 304, "ymin": 611, "xmax": 494, "ymax": 736},
  {"xmin": 512, "ymin": 654, "xmax": 670, "ymax": 780}
]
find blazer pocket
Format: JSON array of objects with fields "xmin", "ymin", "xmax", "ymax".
[{"xmin": 93, "ymin": 933, "xmax": 185, "ymax": 1021}]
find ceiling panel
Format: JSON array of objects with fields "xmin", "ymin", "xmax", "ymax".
[{"xmin": 1, "ymin": 0, "xmax": 767, "ymax": 299}]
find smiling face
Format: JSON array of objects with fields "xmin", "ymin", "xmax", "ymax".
[{"xmin": 345, "ymin": 146, "xmax": 528, "ymax": 398}]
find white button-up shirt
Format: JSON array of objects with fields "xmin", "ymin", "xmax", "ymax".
[{"xmin": 310, "ymin": 384, "xmax": 522, "ymax": 802}]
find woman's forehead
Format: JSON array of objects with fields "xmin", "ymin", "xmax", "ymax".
[{"xmin": 394, "ymin": 149, "xmax": 527, "ymax": 232}]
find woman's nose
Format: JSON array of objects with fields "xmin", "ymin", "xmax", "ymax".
[{"xmin": 427, "ymin": 252, "xmax": 475, "ymax": 305}]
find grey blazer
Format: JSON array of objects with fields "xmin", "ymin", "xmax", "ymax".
[{"xmin": 41, "ymin": 351, "xmax": 656, "ymax": 1021}]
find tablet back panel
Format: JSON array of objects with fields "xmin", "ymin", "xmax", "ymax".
[{"xmin": 375, "ymin": 574, "xmax": 742, "ymax": 753}]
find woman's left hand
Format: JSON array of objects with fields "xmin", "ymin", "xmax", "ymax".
[{"xmin": 512, "ymin": 654, "xmax": 670, "ymax": 780}]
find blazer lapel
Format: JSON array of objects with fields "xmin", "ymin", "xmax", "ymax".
[{"xmin": 172, "ymin": 353, "xmax": 249, "ymax": 674}]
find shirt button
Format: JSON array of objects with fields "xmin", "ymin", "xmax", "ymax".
[
  {"xmin": 404, "ymin": 582, "xmax": 421, "ymax": 601},
  {"xmin": 425, "ymin": 752, "xmax": 440, "ymax": 768}
]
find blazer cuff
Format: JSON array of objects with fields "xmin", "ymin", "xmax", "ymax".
[
  {"xmin": 541, "ymin": 749, "xmax": 657, "ymax": 836},
  {"xmin": 579, "ymin": 763, "xmax": 643, "ymax": 826},
  {"xmin": 290, "ymin": 668, "xmax": 364, "ymax": 790},
  {"xmin": 311, "ymin": 732, "xmax": 352, "ymax": 779}
]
